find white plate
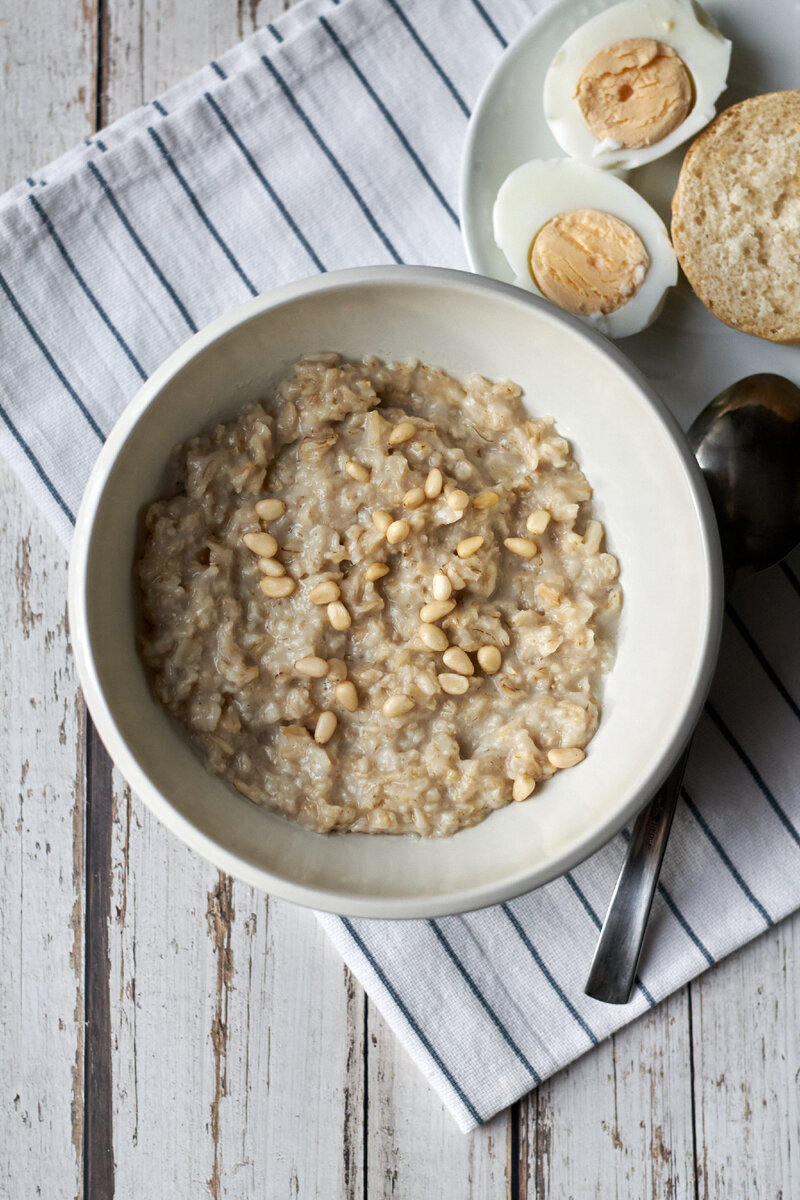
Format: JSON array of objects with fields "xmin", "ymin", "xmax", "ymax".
[{"xmin": 461, "ymin": 0, "xmax": 800, "ymax": 429}]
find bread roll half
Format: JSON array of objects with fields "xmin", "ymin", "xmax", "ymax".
[{"xmin": 671, "ymin": 90, "xmax": 800, "ymax": 344}]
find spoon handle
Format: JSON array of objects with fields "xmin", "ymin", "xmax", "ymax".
[{"xmin": 584, "ymin": 741, "xmax": 693, "ymax": 1004}]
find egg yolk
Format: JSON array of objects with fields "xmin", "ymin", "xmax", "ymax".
[
  {"xmin": 575, "ymin": 38, "xmax": 693, "ymax": 149},
  {"xmin": 529, "ymin": 209, "xmax": 650, "ymax": 316}
]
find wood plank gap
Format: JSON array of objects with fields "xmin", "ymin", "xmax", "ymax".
[
  {"xmin": 687, "ymin": 983, "xmax": 701, "ymax": 1200},
  {"xmin": 84, "ymin": 715, "xmax": 115, "ymax": 1200},
  {"xmin": 94, "ymin": 0, "xmax": 110, "ymax": 131},
  {"xmin": 361, "ymin": 997, "xmax": 369, "ymax": 1200},
  {"xmin": 508, "ymin": 1099, "xmax": 522, "ymax": 1200}
]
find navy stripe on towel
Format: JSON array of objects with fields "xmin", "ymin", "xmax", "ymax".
[
  {"xmin": 147, "ymin": 123, "xmax": 260, "ymax": 297},
  {"xmin": 468, "ymin": 0, "xmax": 508, "ymax": 47},
  {"xmin": 341, "ymin": 918, "xmax": 482, "ymax": 1125},
  {"xmin": 319, "ymin": 15, "xmax": 460, "ymax": 226},
  {"xmin": 429, "ymin": 921, "xmax": 540, "ymax": 1083},
  {"xmin": 88, "ymin": 161, "xmax": 199, "ymax": 334},
  {"xmin": 726, "ymin": 602, "xmax": 800, "ymax": 721},
  {"xmin": 202, "ymin": 92, "xmax": 326, "ymax": 274},
  {"xmin": 0, "ymin": 400, "xmax": 75, "ymax": 525},
  {"xmin": 781, "ymin": 560, "xmax": 800, "ymax": 596},
  {"xmin": 383, "ymin": 0, "xmax": 471, "ymax": 118},
  {"xmin": 683, "ymin": 790, "xmax": 773, "ymax": 926},
  {"xmin": 28, "ymin": 194, "xmax": 147, "ymax": 385},
  {"xmin": 501, "ymin": 902, "xmax": 598, "ymax": 1045},
  {"xmin": 706, "ymin": 701, "xmax": 800, "ymax": 849},
  {"xmin": 261, "ymin": 56, "xmax": 402, "ymax": 264},
  {"xmin": 0, "ymin": 268, "xmax": 105, "ymax": 443}
]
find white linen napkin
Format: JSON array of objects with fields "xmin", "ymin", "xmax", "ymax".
[{"xmin": 2, "ymin": 0, "xmax": 799, "ymax": 1133}]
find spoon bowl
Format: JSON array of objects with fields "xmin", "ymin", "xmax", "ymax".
[{"xmin": 688, "ymin": 373, "xmax": 800, "ymax": 587}]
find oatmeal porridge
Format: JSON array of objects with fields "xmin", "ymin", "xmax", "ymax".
[{"xmin": 137, "ymin": 353, "xmax": 621, "ymax": 837}]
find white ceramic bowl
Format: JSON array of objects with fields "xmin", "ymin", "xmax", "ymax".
[{"xmin": 69, "ymin": 266, "xmax": 723, "ymax": 918}]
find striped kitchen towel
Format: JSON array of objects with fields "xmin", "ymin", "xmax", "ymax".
[{"xmin": 2, "ymin": 0, "xmax": 799, "ymax": 1132}]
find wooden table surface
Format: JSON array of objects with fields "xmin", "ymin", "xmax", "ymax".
[{"xmin": 2, "ymin": 2, "xmax": 799, "ymax": 1196}]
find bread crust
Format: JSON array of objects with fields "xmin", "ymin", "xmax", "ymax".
[{"xmin": 671, "ymin": 90, "xmax": 800, "ymax": 344}]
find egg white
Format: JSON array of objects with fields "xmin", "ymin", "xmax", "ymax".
[
  {"xmin": 493, "ymin": 158, "xmax": 678, "ymax": 338},
  {"xmin": 543, "ymin": 0, "xmax": 731, "ymax": 170}
]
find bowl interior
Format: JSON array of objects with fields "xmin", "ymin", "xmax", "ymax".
[{"xmin": 71, "ymin": 269, "xmax": 721, "ymax": 917}]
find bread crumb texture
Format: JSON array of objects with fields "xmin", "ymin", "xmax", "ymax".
[{"xmin": 671, "ymin": 90, "xmax": 800, "ymax": 343}]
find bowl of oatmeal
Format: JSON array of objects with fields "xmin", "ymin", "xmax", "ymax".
[{"xmin": 69, "ymin": 266, "xmax": 723, "ymax": 917}]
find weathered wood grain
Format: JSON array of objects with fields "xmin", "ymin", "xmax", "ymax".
[
  {"xmin": 104, "ymin": 0, "xmax": 295, "ymax": 120},
  {"xmin": 366, "ymin": 1002, "xmax": 509, "ymax": 1199},
  {"xmin": 107, "ymin": 774, "xmax": 366, "ymax": 1199},
  {"xmin": 523, "ymin": 988, "xmax": 696, "ymax": 1199},
  {"xmin": 0, "ymin": 0, "xmax": 97, "ymax": 192},
  {"xmin": 692, "ymin": 913, "xmax": 800, "ymax": 1200},
  {"xmin": 0, "ymin": 462, "xmax": 85, "ymax": 1199}
]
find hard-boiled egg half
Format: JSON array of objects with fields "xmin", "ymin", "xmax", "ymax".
[
  {"xmin": 493, "ymin": 158, "xmax": 677, "ymax": 338},
  {"xmin": 543, "ymin": 0, "xmax": 731, "ymax": 171}
]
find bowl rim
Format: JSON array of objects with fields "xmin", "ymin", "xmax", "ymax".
[{"xmin": 68, "ymin": 264, "xmax": 724, "ymax": 917}]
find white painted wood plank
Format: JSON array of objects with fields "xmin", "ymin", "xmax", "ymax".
[
  {"xmin": 692, "ymin": 915, "xmax": 800, "ymax": 1200},
  {"xmin": 107, "ymin": 779, "xmax": 365, "ymax": 1199},
  {"xmin": 104, "ymin": 0, "xmax": 294, "ymax": 119},
  {"xmin": 0, "ymin": 0, "xmax": 96, "ymax": 191},
  {"xmin": 367, "ymin": 1003, "xmax": 509, "ymax": 1199},
  {"xmin": 0, "ymin": 462, "xmax": 85, "ymax": 1199},
  {"xmin": 0, "ymin": 5, "xmax": 92, "ymax": 1190},
  {"xmin": 524, "ymin": 988, "xmax": 696, "ymax": 1199}
]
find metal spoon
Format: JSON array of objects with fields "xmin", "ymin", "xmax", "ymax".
[{"xmin": 585, "ymin": 373, "xmax": 800, "ymax": 1005}]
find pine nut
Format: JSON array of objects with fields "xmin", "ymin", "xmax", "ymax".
[
  {"xmin": 243, "ymin": 531, "xmax": 278, "ymax": 558},
  {"xmin": 345, "ymin": 460, "xmax": 370, "ymax": 482},
  {"xmin": 420, "ymin": 598, "xmax": 456, "ymax": 623},
  {"xmin": 372, "ymin": 510, "xmax": 392, "ymax": 534},
  {"xmin": 259, "ymin": 575, "xmax": 295, "ymax": 598},
  {"xmin": 477, "ymin": 645, "xmax": 502, "ymax": 674},
  {"xmin": 446, "ymin": 489, "xmax": 470, "ymax": 511},
  {"xmin": 446, "ymin": 566, "xmax": 466, "ymax": 590},
  {"xmin": 424, "ymin": 468, "xmax": 443, "ymax": 499},
  {"xmin": 442, "ymin": 647, "xmax": 474, "ymax": 676},
  {"xmin": 415, "ymin": 673, "xmax": 437, "ymax": 697},
  {"xmin": 327, "ymin": 601, "xmax": 352, "ymax": 631},
  {"xmin": 254, "ymin": 498, "xmax": 286, "ymax": 521},
  {"xmin": 364, "ymin": 562, "xmax": 390, "ymax": 582},
  {"xmin": 512, "ymin": 774, "xmax": 536, "ymax": 802},
  {"xmin": 386, "ymin": 519, "xmax": 411, "ymax": 545},
  {"xmin": 388, "ymin": 421, "xmax": 415, "ymax": 446},
  {"xmin": 314, "ymin": 711, "xmax": 338, "ymax": 745},
  {"xmin": 382, "ymin": 694, "xmax": 415, "ymax": 717},
  {"xmin": 438, "ymin": 673, "xmax": 469, "ymax": 696},
  {"xmin": 526, "ymin": 509, "xmax": 551, "ymax": 535},
  {"xmin": 308, "ymin": 580, "xmax": 340, "ymax": 605},
  {"xmin": 473, "ymin": 491, "xmax": 499, "ymax": 510},
  {"xmin": 504, "ymin": 537, "xmax": 538, "ymax": 558},
  {"xmin": 335, "ymin": 681, "xmax": 359, "ymax": 712},
  {"xmin": 403, "ymin": 487, "xmax": 426, "ymax": 509},
  {"xmin": 295, "ymin": 655, "xmax": 328, "ymax": 678},
  {"xmin": 258, "ymin": 558, "xmax": 286, "ymax": 577},
  {"xmin": 547, "ymin": 747, "xmax": 585, "ymax": 769},
  {"xmin": 456, "ymin": 535, "xmax": 484, "ymax": 559},
  {"xmin": 432, "ymin": 572, "xmax": 452, "ymax": 601},
  {"xmin": 327, "ymin": 658, "xmax": 348, "ymax": 683},
  {"xmin": 418, "ymin": 623, "xmax": 449, "ymax": 651}
]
